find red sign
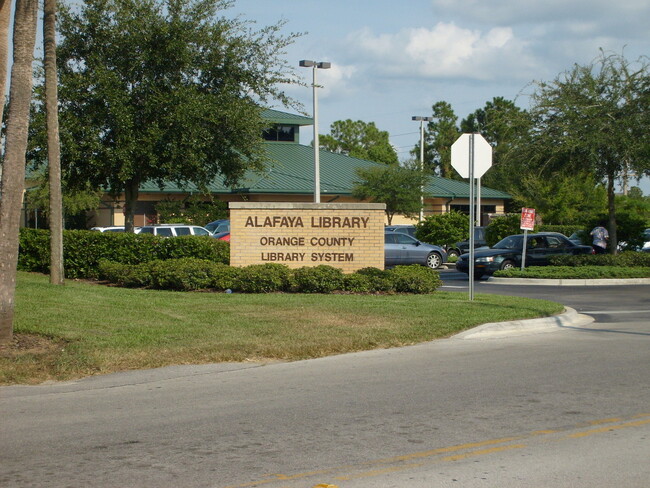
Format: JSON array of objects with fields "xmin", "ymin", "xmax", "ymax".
[{"xmin": 520, "ymin": 207, "xmax": 535, "ymax": 230}]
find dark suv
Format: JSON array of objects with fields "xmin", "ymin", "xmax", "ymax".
[{"xmin": 447, "ymin": 226, "xmax": 487, "ymax": 259}]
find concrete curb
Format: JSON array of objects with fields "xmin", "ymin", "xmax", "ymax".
[
  {"xmin": 486, "ymin": 277, "xmax": 650, "ymax": 286},
  {"xmin": 452, "ymin": 307, "xmax": 594, "ymax": 340}
]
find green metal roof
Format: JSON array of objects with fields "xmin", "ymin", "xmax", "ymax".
[
  {"xmin": 140, "ymin": 142, "xmax": 510, "ymax": 200},
  {"xmin": 261, "ymin": 108, "xmax": 313, "ymax": 126}
]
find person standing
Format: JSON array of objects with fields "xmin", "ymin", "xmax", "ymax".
[{"xmin": 590, "ymin": 224, "xmax": 609, "ymax": 254}]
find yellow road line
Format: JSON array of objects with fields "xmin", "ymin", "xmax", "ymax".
[
  {"xmin": 223, "ymin": 413, "xmax": 650, "ymax": 488},
  {"xmin": 371, "ymin": 436, "xmax": 525, "ymax": 464},
  {"xmin": 568, "ymin": 418, "xmax": 650, "ymax": 439},
  {"xmin": 442, "ymin": 443, "xmax": 527, "ymax": 462}
]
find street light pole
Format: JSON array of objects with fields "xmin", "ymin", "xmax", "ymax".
[
  {"xmin": 300, "ymin": 60, "xmax": 331, "ymax": 203},
  {"xmin": 412, "ymin": 116, "xmax": 433, "ymax": 222}
]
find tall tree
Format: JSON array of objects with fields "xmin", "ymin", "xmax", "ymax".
[
  {"xmin": 509, "ymin": 171, "xmax": 607, "ymax": 225},
  {"xmin": 460, "ymin": 97, "xmax": 528, "ymax": 191},
  {"xmin": 0, "ymin": 0, "xmax": 11, "ymax": 129},
  {"xmin": 44, "ymin": 0, "xmax": 64, "ymax": 285},
  {"xmin": 419, "ymin": 101, "xmax": 460, "ymax": 178},
  {"xmin": 319, "ymin": 119, "xmax": 399, "ymax": 165},
  {"xmin": 0, "ymin": 0, "xmax": 39, "ymax": 344},
  {"xmin": 51, "ymin": 0, "xmax": 302, "ymax": 232},
  {"xmin": 523, "ymin": 51, "xmax": 650, "ymax": 252},
  {"xmin": 352, "ymin": 164, "xmax": 425, "ymax": 224}
]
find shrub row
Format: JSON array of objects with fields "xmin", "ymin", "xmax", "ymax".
[
  {"xmin": 97, "ymin": 260, "xmax": 443, "ymax": 294},
  {"xmin": 494, "ymin": 266, "xmax": 650, "ymax": 279},
  {"xmin": 549, "ymin": 251, "xmax": 650, "ymax": 267},
  {"xmin": 537, "ymin": 225, "xmax": 582, "ymax": 237},
  {"xmin": 19, "ymin": 229, "xmax": 230, "ymax": 279}
]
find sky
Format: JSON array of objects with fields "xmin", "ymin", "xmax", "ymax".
[{"xmin": 228, "ymin": 0, "xmax": 650, "ymax": 194}]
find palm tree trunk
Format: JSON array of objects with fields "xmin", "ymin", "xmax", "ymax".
[
  {"xmin": 44, "ymin": 0, "xmax": 64, "ymax": 285},
  {"xmin": 0, "ymin": 0, "xmax": 39, "ymax": 344},
  {"xmin": 607, "ymin": 173, "xmax": 617, "ymax": 255},
  {"xmin": 0, "ymin": 0, "xmax": 11, "ymax": 126},
  {"xmin": 0, "ymin": 0, "xmax": 12, "ymax": 187}
]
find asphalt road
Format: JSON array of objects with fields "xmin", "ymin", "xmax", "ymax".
[{"xmin": 1, "ymin": 275, "xmax": 649, "ymax": 488}]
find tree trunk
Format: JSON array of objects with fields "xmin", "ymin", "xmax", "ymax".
[
  {"xmin": 123, "ymin": 179, "xmax": 140, "ymax": 233},
  {"xmin": 44, "ymin": 0, "xmax": 64, "ymax": 285},
  {"xmin": 607, "ymin": 173, "xmax": 617, "ymax": 255},
  {"xmin": 0, "ymin": 0, "xmax": 11, "ymax": 187},
  {"xmin": 0, "ymin": 0, "xmax": 11, "ymax": 126},
  {"xmin": 0, "ymin": 0, "xmax": 39, "ymax": 344}
]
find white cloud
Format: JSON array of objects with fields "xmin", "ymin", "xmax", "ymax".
[
  {"xmin": 346, "ymin": 22, "xmax": 537, "ymax": 82},
  {"xmin": 430, "ymin": 0, "xmax": 649, "ymax": 32}
]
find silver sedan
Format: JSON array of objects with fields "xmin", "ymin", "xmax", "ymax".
[{"xmin": 385, "ymin": 231, "xmax": 447, "ymax": 269}]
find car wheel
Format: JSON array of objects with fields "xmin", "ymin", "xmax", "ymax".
[
  {"xmin": 447, "ymin": 249, "xmax": 459, "ymax": 260},
  {"xmin": 500, "ymin": 259, "xmax": 515, "ymax": 271},
  {"xmin": 426, "ymin": 252, "xmax": 442, "ymax": 269}
]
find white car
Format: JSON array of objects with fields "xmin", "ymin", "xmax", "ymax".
[
  {"xmin": 135, "ymin": 224, "xmax": 211, "ymax": 237},
  {"xmin": 90, "ymin": 226, "xmax": 126, "ymax": 232}
]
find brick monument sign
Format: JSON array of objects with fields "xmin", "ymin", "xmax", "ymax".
[{"xmin": 229, "ymin": 202, "xmax": 386, "ymax": 273}]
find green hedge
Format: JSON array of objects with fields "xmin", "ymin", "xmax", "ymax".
[
  {"xmin": 97, "ymin": 260, "xmax": 443, "ymax": 294},
  {"xmin": 19, "ymin": 229, "xmax": 230, "ymax": 278},
  {"xmin": 537, "ymin": 225, "xmax": 582, "ymax": 237},
  {"xmin": 549, "ymin": 252, "xmax": 650, "ymax": 267},
  {"xmin": 494, "ymin": 266, "xmax": 650, "ymax": 279}
]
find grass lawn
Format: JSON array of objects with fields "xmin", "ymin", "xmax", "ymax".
[{"xmin": 1, "ymin": 271, "xmax": 564, "ymax": 385}]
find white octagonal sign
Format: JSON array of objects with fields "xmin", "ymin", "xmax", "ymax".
[{"xmin": 451, "ymin": 133, "xmax": 493, "ymax": 179}]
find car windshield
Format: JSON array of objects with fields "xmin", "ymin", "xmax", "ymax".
[{"xmin": 493, "ymin": 235, "xmax": 523, "ymax": 250}]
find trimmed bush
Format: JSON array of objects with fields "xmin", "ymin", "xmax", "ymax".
[
  {"xmin": 232, "ymin": 263, "xmax": 293, "ymax": 293},
  {"xmin": 494, "ymin": 266, "xmax": 650, "ymax": 279},
  {"xmin": 341, "ymin": 273, "xmax": 374, "ymax": 293},
  {"xmin": 18, "ymin": 228, "xmax": 229, "ymax": 278},
  {"xmin": 291, "ymin": 265, "xmax": 345, "ymax": 293},
  {"xmin": 93, "ymin": 261, "xmax": 444, "ymax": 294},
  {"xmin": 97, "ymin": 259, "xmax": 153, "ymax": 288},
  {"xmin": 549, "ymin": 251, "xmax": 650, "ymax": 267},
  {"xmin": 147, "ymin": 258, "xmax": 219, "ymax": 291},
  {"xmin": 388, "ymin": 265, "xmax": 442, "ymax": 293},
  {"xmin": 355, "ymin": 267, "xmax": 395, "ymax": 292},
  {"xmin": 208, "ymin": 264, "xmax": 241, "ymax": 291},
  {"xmin": 18, "ymin": 229, "xmax": 50, "ymax": 273}
]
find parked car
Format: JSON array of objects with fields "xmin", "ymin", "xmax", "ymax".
[
  {"xmin": 643, "ymin": 229, "xmax": 650, "ymax": 252},
  {"xmin": 211, "ymin": 231, "xmax": 230, "ymax": 242},
  {"xmin": 385, "ymin": 231, "xmax": 447, "ymax": 269},
  {"xmin": 568, "ymin": 231, "xmax": 584, "ymax": 245},
  {"xmin": 136, "ymin": 224, "xmax": 211, "ymax": 237},
  {"xmin": 205, "ymin": 219, "xmax": 230, "ymax": 234},
  {"xmin": 90, "ymin": 226, "xmax": 126, "ymax": 232},
  {"xmin": 456, "ymin": 232, "xmax": 594, "ymax": 278},
  {"xmin": 448, "ymin": 226, "xmax": 488, "ymax": 259},
  {"xmin": 384, "ymin": 224, "xmax": 417, "ymax": 238}
]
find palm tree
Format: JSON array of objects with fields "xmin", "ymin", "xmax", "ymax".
[
  {"xmin": 44, "ymin": 0, "xmax": 64, "ymax": 285},
  {"xmin": 0, "ymin": 0, "xmax": 39, "ymax": 344},
  {"xmin": 0, "ymin": 0, "xmax": 11, "ymax": 128}
]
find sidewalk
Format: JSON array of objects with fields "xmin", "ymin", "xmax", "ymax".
[{"xmin": 453, "ymin": 306, "xmax": 594, "ymax": 340}]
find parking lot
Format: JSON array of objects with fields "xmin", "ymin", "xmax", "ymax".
[{"xmin": 439, "ymin": 267, "xmax": 650, "ymax": 326}]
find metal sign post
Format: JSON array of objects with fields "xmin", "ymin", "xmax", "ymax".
[
  {"xmin": 520, "ymin": 208, "xmax": 536, "ymax": 271},
  {"xmin": 451, "ymin": 133, "xmax": 493, "ymax": 301},
  {"xmin": 521, "ymin": 229, "xmax": 528, "ymax": 270},
  {"xmin": 468, "ymin": 135, "xmax": 475, "ymax": 300}
]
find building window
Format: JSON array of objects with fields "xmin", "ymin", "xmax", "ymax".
[
  {"xmin": 263, "ymin": 125, "xmax": 296, "ymax": 142},
  {"xmin": 450, "ymin": 204, "xmax": 496, "ymax": 215}
]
